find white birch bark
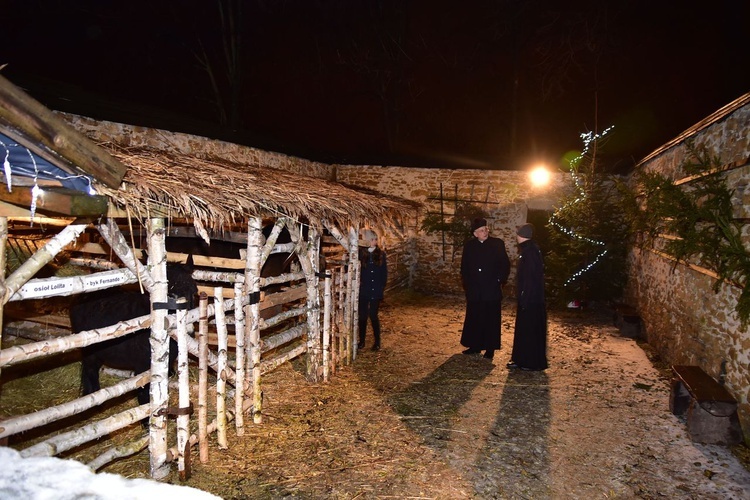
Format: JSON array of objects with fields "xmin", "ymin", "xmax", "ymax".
[
  {"xmin": 233, "ymin": 282, "xmax": 245, "ymax": 436},
  {"xmin": 349, "ymin": 226, "xmax": 360, "ymax": 362},
  {"xmin": 259, "ymin": 218, "xmax": 286, "ymax": 268},
  {"xmin": 257, "ymin": 343, "xmax": 307, "ymax": 375},
  {"xmin": 147, "ymin": 217, "xmax": 170, "ymax": 480},
  {"xmin": 20, "ymin": 404, "xmax": 151, "ymax": 458},
  {"xmin": 323, "ymin": 269, "xmax": 332, "ymax": 382},
  {"xmin": 322, "ymin": 219, "xmax": 350, "ymax": 253},
  {"xmin": 338, "ymin": 265, "xmax": 346, "ymax": 368},
  {"xmin": 96, "ymin": 218, "xmax": 154, "ymax": 293},
  {"xmin": 197, "ymin": 292, "xmax": 209, "ymax": 463},
  {"xmin": 0, "ymin": 216, "xmax": 6, "ymax": 383},
  {"xmin": 175, "ymin": 297, "xmax": 190, "ymax": 476},
  {"xmin": 2, "ymin": 223, "xmax": 87, "ymax": 305},
  {"xmin": 306, "ymin": 227, "xmax": 321, "ymax": 382},
  {"xmin": 245, "ymin": 217, "xmax": 263, "ymax": 424},
  {"xmin": 0, "ymin": 314, "xmax": 151, "ymax": 368},
  {"xmin": 260, "ymin": 305, "xmax": 306, "ymax": 330},
  {"xmin": 87, "ymin": 436, "xmax": 149, "ymax": 471},
  {"xmin": 260, "ymin": 324, "xmax": 306, "ymax": 353},
  {"xmin": 9, "ymin": 268, "xmax": 138, "ymax": 302},
  {"xmin": 214, "ymin": 287, "xmax": 228, "ymax": 449},
  {"xmin": 260, "ymin": 271, "xmax": 305, "ymax": 287},
  {"xmin": 0, "ymin": 373, "xmax": 149, "ymax": 439}
]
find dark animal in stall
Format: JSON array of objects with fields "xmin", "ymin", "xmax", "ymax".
[{"xmin": 70, "ymin": 257, "xmax": 198, "ymax": 412}]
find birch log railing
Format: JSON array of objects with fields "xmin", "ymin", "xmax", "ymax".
[{"xmin": 0, "ymin": 215, "xmax": 364, "ymax": 478}]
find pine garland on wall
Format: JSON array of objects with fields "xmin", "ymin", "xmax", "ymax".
[{"xmin": 632, "ymin": 142, "xmax": 750, "ymax": 325}]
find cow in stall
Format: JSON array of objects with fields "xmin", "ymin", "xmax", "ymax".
[{"xmin": 70, "ymin": 257, "xmax": 198, "ymax": 413}]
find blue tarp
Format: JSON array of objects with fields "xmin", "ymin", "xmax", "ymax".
[{"xmin": 0, "ymin": 132, "xmax": 94, "ymax": 192}]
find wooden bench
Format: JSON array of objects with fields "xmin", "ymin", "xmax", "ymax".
[{"xmin": 670, "ymin": 365, "xmax": 741, "ymax": 445}]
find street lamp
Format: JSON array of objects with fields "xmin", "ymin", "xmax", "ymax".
[{"xmin": 530, "ymin": 165, "xmax": 551, "ymax": 188}]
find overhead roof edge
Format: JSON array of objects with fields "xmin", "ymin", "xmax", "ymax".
[{"xmin": 0, "ymin": 73, "xmax": 128, "ymax": 189}]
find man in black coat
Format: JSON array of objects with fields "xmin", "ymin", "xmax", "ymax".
[
  {"xmin": 508, "ymin": 223, "xmax": 548, "ymax": 371},
  {"xmin": 460, "ymin": 217, "xmax": 511, "ymax": 360}
]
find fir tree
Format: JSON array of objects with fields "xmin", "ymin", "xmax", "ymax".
[{"xmin": 546, "ymin": 128, "xmax": 631, "ymax": 307}]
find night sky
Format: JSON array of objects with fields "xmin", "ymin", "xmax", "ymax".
[{"xmin": 2, "ymin": 0, "xmax": 748, "ymax": 173}]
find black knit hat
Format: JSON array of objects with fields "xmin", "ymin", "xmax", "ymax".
[
  {"xmin": 517, "ymin": 223, "xmax": 534, "ymax": 239},
  {"xmin": 471, "ymin": 218, "xmax": 488, "ymax": 231}
]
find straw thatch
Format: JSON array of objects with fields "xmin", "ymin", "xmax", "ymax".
[{"xmin": 96, "ymin": 143, "xmax": 416, "ymax": 234}]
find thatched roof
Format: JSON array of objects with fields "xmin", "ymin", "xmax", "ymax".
[
  {"xmin": 0, "ymin": 73, "xmax": 416, "ymax": 230},
  {"xmin": 97, "ymin": 143, "xmax": 416, "ymax": 232}
]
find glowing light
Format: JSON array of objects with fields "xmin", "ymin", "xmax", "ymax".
[
  {"xmin": 548, "ymin": 126, "xmax": 614, "ymax": 286},
  {"xmin": 529, "ymin": 166, "xmax": 551, "ymax": 187}
]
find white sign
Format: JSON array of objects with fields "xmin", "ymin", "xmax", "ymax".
[{"xmin": 11, "ymin": 269, "xmax": 137, "ymax": 301}]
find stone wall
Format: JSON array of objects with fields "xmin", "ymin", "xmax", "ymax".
[
  {"xmin": 61, "ymin": 113, "xmax": 337, "ymax": 180},
  {"xmin": 335, "ymin": 165, "xmax": 566, "ymax": 295},
  {"xmin": 63, "ymin": 112, "xmax": 566, "ymax": 306},
  {"xmin": 625, "ymin": 94, "xmax": 750, "ymax": 442}
]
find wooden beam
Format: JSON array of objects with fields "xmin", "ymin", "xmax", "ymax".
[
  {"xmin": 0, "ymin": 73, "xmax": 127, "ymax": 188},
  {"xmin": 0, "ymin": 186, "xmax": 108, "ymax": 216}
]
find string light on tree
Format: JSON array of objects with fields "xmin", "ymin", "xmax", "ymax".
[{"xmin": 549, "ymin": 126, "xmax": 613, "ymax": 287}]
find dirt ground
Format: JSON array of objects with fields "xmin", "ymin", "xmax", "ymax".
[{"xmin": 156, "ymin": 289, "xmax": 750, "ymax": 499}]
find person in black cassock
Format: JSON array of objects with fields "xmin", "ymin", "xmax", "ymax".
[
  {"xmin": 358, "ymin": 229, "xmax": 387, "ymax": 351},
  {"xmin": 508, "ymin": 223, "xmax": 549, "ymax": 371},
  {"xmin": 460, "ymin": 218, "xmax": 510, "ymax": 360}
]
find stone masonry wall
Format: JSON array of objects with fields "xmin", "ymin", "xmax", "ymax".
[
  {"xmin": 335, "ymin": 165, "xmax": 566, "ymax": 296},
  {"xmin": 61, "ymin": 113, "xmax": 337, "ymax": 180},
  {"xmin": 625, "ymin": 98, "xmax": 750, "ymax": 443}
]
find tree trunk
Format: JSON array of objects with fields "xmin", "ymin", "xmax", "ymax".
[
  {"xmin": 215, "ymin": 287, "xmax": 228, "ymax": 449},
  {"xmin": 233, "ymin": 282, "xmax": 245, "ymax": 436},
  {"xmin": 245, "ymin": 216, "xmax": 263, "ymax": 424},
  {"xmin": 147, "ymin": 217, "xmax": 170, "ymax": 480}
]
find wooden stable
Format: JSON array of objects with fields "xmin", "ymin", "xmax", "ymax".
[{"xmin": 0, "ymin": 74, "xmax": 414, "ymax": 479}]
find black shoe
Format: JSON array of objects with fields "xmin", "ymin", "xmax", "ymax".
[
  {"xmin": 462, "ymin": 348, "xmax": 481, "ymax": 356},
  {"xmin": 358, "ymin": 342, "xmax": 365, "ymax": 350},
  {"xmin": 483, "ymin": 351, "xmax": 494, "ymax": 360},
  {"xmin": 506, "ymin": 361, "xmax": 519, "ymax": 368},
  {"xmin": 371, "ymin": 344, "xmax": 380, "ymax": 351}
]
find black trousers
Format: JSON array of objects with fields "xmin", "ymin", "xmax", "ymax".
[{"xmin": 358, "ymin": 299, "xmax": 381, "ymax": 345}]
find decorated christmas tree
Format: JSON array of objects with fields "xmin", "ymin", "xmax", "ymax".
[{"xmin": 545, "ymin": 127, "xmax": 631, "ymax": 307}]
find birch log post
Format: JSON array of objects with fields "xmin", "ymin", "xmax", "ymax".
[
  {"xmin": 322, "ymin": 270, "xmax": 332, "ymax": 382},
  {"xmin": 288, "ymin": 223, "xmax": 320, "ymax": 382},
  {"xmin": 233, "ymin": 282, "xmax": 245, "ymax": 436},
  {"xmin": 96, "ymin": 218, "xmax": 154, "ymax": 293},
  {"xmin": 147, "ymin": 217, "xmax": 170, "ymax": 480},
  {"xmin": 323, "ymin": 219, "xmax": 350, "ymax": 369},
  {"xmin": 175, "ymin": 297, "xmax": 190, "ymax": 479},
  {"xmin": 197, "ymin": 292, "xmax": 209, "ymax": 463},
  {"xmin": 245, "ymin": 217, "xmax": 263, "ymax": 424},
  {"xmin": 348, "ymin": 226, "xmax": 360, "ymax": 362},
  {"xmin": 214, "ymin": 287, "xmax": 228, "ymax": 449},
  {"xmin": 308, "ymin": 227, "xmax": 322, "ymax": 382},
  {"xmin": 0, "ymin": 216, "xmax": 6, "ymax": 382},
  {"xmin": 338, "ymin": 265, "xmax": 346, "ymax": 368},
  {"xmin": 259, "ymin": 217, "xmax": 286, "ymax": 267},
  {"xmin": 1, "ymin": 222, "xmax": 87, "ymax": 304}
]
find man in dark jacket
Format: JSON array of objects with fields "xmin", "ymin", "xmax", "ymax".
[
  {"xmin": 460, "ymin": 218, "xmax": 511, "ymax": 360},
  {"xmin": 508, "ymin": 223, "xmax": 548, "ymax": 371},
  {"xmin": 359, "ymin": 229, "xmax": 387, "ymax": 351}
]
